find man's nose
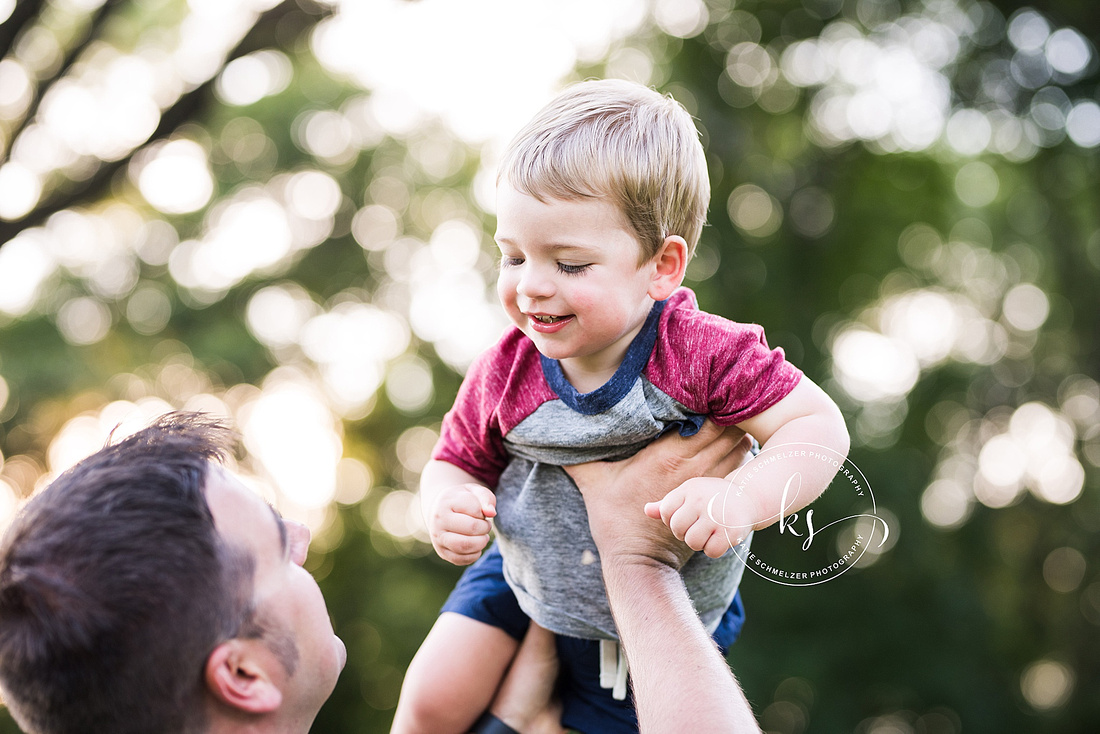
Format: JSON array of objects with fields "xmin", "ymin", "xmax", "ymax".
[{"xmin": 287, "ymin": 520, "xmax": 311, "ymax": 566}]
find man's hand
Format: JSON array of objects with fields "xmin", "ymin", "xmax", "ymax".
[
  {"xmin": 425, "ymin": 483, "xmax": 497, "ymax": 565},
  {"xmin": 565, "ymin": 422, "xmax": 752, "ymax": 569},
  {"xmin": 567, "ymin": 423, "xmax": 764, "ymax": 733}
]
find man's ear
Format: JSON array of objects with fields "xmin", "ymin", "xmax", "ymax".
[
  {"xmin": 205, "ymin": 640, "xmax": 283, "ymax": 714},
  {"xmin": 647, "ymin": 235, "xmax": 689, "ymax": 301}
]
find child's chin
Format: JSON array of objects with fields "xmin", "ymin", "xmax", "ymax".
[{"xmin": 529, "ymin": 339, "xmax": 576, "ymax": 361}]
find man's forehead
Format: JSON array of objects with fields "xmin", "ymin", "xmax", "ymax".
[{"xmin": 204, "ymin": 467, "xmax": 282, "ymax": 552}]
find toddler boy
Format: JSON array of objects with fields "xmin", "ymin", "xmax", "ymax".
[{"xmin": 391, "ymin": 79, "xmax": 849, "ymax": 734}]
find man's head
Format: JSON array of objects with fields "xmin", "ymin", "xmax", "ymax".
[
  {"xmin": 498, "ymin": 78, "xmax": 710, "ymax": 264},
  {"xmin": 0, "ymin": 412, "xmax": 344, "ymax": 733}
]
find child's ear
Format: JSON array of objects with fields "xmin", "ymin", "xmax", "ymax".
[{"xmin": 647, "ymin": 235, "xmax": 689, "ymax": 301}]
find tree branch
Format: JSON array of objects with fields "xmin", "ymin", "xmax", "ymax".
[
  {"xmin": 0, "ymin": 0, "xmax": 125, "ymax": 167},
  {"xmin": 0, "ymin": 0, "xmax": 330, "ymax": 248},
  {"xmin": 0, "ymin": 0, "xmax": 43, "ymax": 61}
]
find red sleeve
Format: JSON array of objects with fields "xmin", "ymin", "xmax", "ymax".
[
  {"xmin": 647, "ymin": 290, "xmax": 802, "ymax": 426},
  {"xmin": 431, "ymin": 328, "xmax": 556, "ymax": 488}
]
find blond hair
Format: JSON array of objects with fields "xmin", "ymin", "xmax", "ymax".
[{"xmin": 498, "ymin": 79, "xmax": 709, "ymax": 264}]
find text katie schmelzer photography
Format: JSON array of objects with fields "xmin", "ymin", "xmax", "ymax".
[{"xmin": 709, "ymin": 443, "xmax": 891, "ymax": 586}]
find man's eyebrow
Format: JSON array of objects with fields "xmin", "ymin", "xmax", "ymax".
[{"xmin": 267, "ymin": 502, "xmax": 288, "ymax": 560}]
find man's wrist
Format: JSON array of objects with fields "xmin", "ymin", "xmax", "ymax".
[{"xmin": 600, "ymin": 552, "xmax": 686, "ymax": 590}]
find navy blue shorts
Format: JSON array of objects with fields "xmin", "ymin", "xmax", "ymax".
[{"xmin": 441, "ymin": 543, "xmax": 746, "ymax": 734}]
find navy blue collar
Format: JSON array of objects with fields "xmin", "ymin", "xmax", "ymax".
[{"xmin": 540, "ymin": 299, "xmax": 667, "ymax": 415}]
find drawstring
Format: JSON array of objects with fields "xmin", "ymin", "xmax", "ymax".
[{"xmin": 598, "ymin": 639, "xmax": 629, "ymax": 700}]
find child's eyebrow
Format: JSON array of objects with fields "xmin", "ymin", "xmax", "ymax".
[
  {"xmin": 495, "ymin": 237, "xmax": 598, "ymax": 257},
  {"xmin": 546, "ymin": 244, "xmax": 598, "ymax": 256}
]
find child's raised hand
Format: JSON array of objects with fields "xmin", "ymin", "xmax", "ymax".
[
  {"xmin": 644, "ymin": 477, "xmax": 744, "ymax": 559},
  {"xmin": 426, "ymin": 483, "xmax": 497, "ymax": 565}
]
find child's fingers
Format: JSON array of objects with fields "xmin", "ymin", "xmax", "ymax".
[
  {"xmin": 436, "ymin": 530, "xmax": 490, "ymax": 558},
  {"xmin": 682, "ymin": 519, "xmax": 717, "ymax": 552},
  {"xmin": 644, "ymin": 501, "xmax": 662, "ymax": 520},
  {"xmin": 464, "ymin": 483, "xmax": 498, "ymax": 519},
  {"xmin": 667, "ymin": 504, "xmax": 699, "ymax": 541},
  {"xmin": 445, "ymin": 486, "xmax": 493, "ymax": 520},
  {"xmin": 703, "ymin": 531, "xmax": 735, "ymax": 559},
  {"xmin": 441, "ymin": 548, "xmax": 485, "ymax": 566},
  {"xmin": 656, "ymin": 491, "xmax": 687, "ymax": 528},
  {"xmin": 437, "ymin": 511, "xmax": 492, "ymax": 537}
]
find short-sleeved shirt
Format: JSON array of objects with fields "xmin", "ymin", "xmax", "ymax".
[{"xmin": 432, "ymin": 287, "xmax": 801, "ymax": 640}]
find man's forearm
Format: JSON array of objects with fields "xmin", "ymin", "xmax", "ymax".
[{"xmin": 603, "ymin": 559, "xmax": 761, "ymax": 733}]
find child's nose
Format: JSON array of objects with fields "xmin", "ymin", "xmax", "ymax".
[{"xmin": 517, "ymin": 264, "xmax": 555, "ymax": 299}]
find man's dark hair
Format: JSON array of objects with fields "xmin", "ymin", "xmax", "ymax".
[{"xmin": 0, "ymin": 412, "xmax": 252, "ymax": 734}]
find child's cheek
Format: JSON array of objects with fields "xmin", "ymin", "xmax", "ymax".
[
  {"xmin": 496, "ymin": 272, "xmax": 517, "ymax": 305},
  {"xmin": 568, "ymin": 289, "xmax": 603, "ymax": 313}
]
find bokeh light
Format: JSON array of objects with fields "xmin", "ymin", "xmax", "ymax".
[
  {"xmin": 247, "ymin": 283, "xmax": 320, "ymax": 350},
  {"xmin": 774, "ymin": 2, "xmax": 1096, "ymax": 158},
  {"xmin": 374, "ymin": 489, "xmax": 429, "ymax": 544},
  {"xmin": 385, "ymin": 355, "xmax": 434, "ymax": 414},
  {"xmin": 954, "ymin": 161, "xmax": 999, "ymax": 207},
  {"xmin": 135, "ymin": 139, "xmax": 215, "ymax": 215},
  {"xmin": 241, "ymin": 372, "xmax": 342, "ymax": 510},
  {"xmin": 56, "ymin": 297, "xmax": 112, "ymax": 346},
  {"xmin": 727, "ymin": 184, "xmax": 782, "ymax": 238},
  {"xmin": 300, "ymin": 301, "xmax": 410, "ymax": 416},
  {"xmin": 1042, "ymin": 547, "xmax": 1086, "ymax": 593},
  {"xmin": 1020, "ymin": 659, "xmax": 1075, "ymax": 711},
  {"xmin": 1001, "ymin": 283, "xmax": 1050, "ymax": 331},
  {"xmin": 47, "ymin": 399, "xmax": 177, "ymax": 476},
  {"xmin": 126, "ymin": 284, "xmax": 173, "ymax": 336},
  {"xmin": 32, "ymin": 363, "xmax": 353, "ymax": 538},
  {"xmin": 1065, "ymin": 102, "xmax": 1100, "ymax": 147},
  {"xmin": 312, "ymin": 0, "xmax": 644, "ymax": 145},
  {"xmin": 0, "ymin": 59, "xmax": 31, "ymax": 119},
  {"xmin": 0, "ymin": 162, "xmax": 42, "ymax": 220},
  {"xmin": 0, "ymin": 478, "xmax": 17, "ymax": 536},
  {"xmin": 0, "ymin": 232, "xmax": 55, "ymax": 316},
  {"xmin": 168, "ymin": 173, "xmax": 339, "ymax": 299},
  {"xmin": 335, "ymin": 457, "xmax": 373, "ymax": 506},
  {"xmin": 216, "ymin": 49, "xmax": 293, "ymax": 106},
  {"xmin": 920, "ymin": 479, "xmax": 973, "ymax": 529},
  {"xmin": 407, "ymin": 220, "xmax": 509, "ymax": 369},
  {"xmin": 831, "ymin": 328, "xmax": 920, "ymax": 403}
]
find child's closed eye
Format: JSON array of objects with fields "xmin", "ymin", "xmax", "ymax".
[
  {"xmin": 499, "ymin": 256, "xmax": 524, "ymax": 269},
  {"xmin": 557, "ymin": 262, "xmax": 591, "ymax": 275}
]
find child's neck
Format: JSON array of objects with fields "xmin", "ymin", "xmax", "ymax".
[
  {"xmin": 557, "ymin": 317, "xmax": 648, "ymax": 394},
  {"xmin": 558, "ymin": 359, "xmax": 622, "ymax": 395}
]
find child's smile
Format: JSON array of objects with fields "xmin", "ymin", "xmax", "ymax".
[{"xmin": 527, "ymin": 312, "xmax": 574, "ymax": 332}]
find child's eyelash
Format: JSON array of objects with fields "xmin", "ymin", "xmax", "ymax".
[{"xmin": 498, "ymin": 258, "xmax": 591, "ymax": 275}]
